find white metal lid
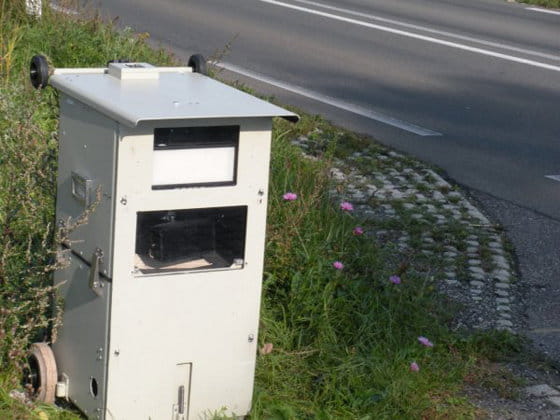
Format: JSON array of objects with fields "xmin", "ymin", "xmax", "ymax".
[{"xmin": 49, "ymin": 64, "xmax": 299, "ymax": 127}]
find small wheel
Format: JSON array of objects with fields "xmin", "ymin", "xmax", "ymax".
[
  {"xmin": 30, "ymin": 55, "xmax": 50, "ymax": 89},
  {"xmin": 107, "ymin": 58, "xmax": 131, "ymax": 67},
  {"xmin": 26, "ymin": 343, "xmax": 57, "ymax": 403},
  {"xmin": 188, "ymin": 54, "xmax": 207, "ymax": 75}
]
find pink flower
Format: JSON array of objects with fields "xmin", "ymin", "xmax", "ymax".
[
  {"xmin": 410, "ymin": 362, "xmax": 420, "ymax": 372},
  {"xmin": 389, "ymin": 275, "xmax": 401, "ymax": 285},
  {"xmin": 418, "ymin": 336, "xmax": 434, "ymax": 347},
  {"xmin": 332, "ymin": 261, "xmax": 344, "ymax": 270},
  {"xmin": 353, "ymin": 226, "xmax": 364, "ymax": 235},
  {"xmin": 340, "ymin": 201, "xmax": 354, "ymax": 211},
  {"xmin": 283, "ymin": 192, "xmax": 297, "ymax": 201}
]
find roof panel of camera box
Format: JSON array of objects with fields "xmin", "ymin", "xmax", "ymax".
[{"xmin": 50, "ymin": 70, "xmax": 298, "ymax": 127}]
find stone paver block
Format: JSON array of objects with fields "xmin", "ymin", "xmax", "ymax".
[
  {"xmin": 493, "ymin": 269, "xmax": 510, "ymax": 282},
  {"xmin": 470, "ymin": 272, "xmax": 485, "ymax": 281},
  {"xmin": 493, "ymin": 255, "xmax": 508, "ymax": 265},
  {"xmin": 469, "ymin": 266, "xmax": 485, "ymax": 275},
  {"xmin": 433, "ymin": 191, "xmax": 446, "ymax": 201},
  {"xmin": 494, "ymin": 261, "xmax": 510, "ymax": 271},
  {"xmin": 497, "ymin": 319, "xmax": 514, "ymax": 327},
  {"xmin": 525, "ymin": 384, "xmax": 560, "ymax": 398}
]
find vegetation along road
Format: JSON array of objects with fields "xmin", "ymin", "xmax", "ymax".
[{"xmin": 93, "ymin": 0, "xmax": 560, "ymax": 361}]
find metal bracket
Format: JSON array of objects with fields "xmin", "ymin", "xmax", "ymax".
[
  {"xmin": 71, "ymin": 171, "xmax": 94, "ymax": 207},
  {"xmin": 55, "ymin": 373, "xmax": 70, "ymax": 399},
  {"xmin": 89, "ymin": 248, "xmax": 104, "ymax": 297}
]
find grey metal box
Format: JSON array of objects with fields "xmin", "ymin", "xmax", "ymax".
[{"xmin": 49, "ymin": 62, "xmax": 297, "ymax": 420}]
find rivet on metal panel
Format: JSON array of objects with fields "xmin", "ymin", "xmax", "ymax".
[
  {"xmin": 114, "ymin": 349, "xmax": 120, "ymax": 356},
  {"xmin": 83, "ymin": 144, "xmax": 87, "ymax": 149},
  {"xmin": 258, "ymin": 189, "xmax": 265, "ymax": 196},
  {"xmin": 248, "ymin": 334, "xmax": 255, "ymax": 343},
  {"xmin": 96, "ymin": 347, "xmax": 103, "ymax": 361},
  {"xmin": 120, "ymin": 196, "xmax": 127, "ymax": 205}
]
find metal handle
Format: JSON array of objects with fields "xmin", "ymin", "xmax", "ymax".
[
  {"xmin": 89, "ymin": 249, "xmax": 103, "ymax": 297},
  {"xmin": 178, "ymin": 385, "xmax": 185, "ymax": 414}
]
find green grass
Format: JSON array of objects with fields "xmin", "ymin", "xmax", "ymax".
[
  {"xmin": 0, "ymin": 1, "xmax": 529, "ymax": 419},
  {"xmin": 516, "ymin": 0, "xmax": 560, "ymax": 8}
]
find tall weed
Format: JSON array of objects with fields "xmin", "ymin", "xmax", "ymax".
[
  {"xmin": 0, "ymin": 0, "xmax": 176, "ymax": 402},
  {"xmin": 0, "ymin": 84, "xmax": 59, "ymax": 379}
]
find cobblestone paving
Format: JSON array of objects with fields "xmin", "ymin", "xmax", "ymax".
[{"xmin": 293, "ymin": 136, "xmax": 521, "ymax": 333}]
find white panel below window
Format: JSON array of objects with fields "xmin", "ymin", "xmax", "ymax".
[{"xmin": 152, "ymin": 147, "xmax": 235, "ymax": 186}]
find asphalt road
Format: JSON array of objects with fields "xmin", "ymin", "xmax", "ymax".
[{"xmin": 91, "ymin": 0, "xmax": 560, "ymax": 360}]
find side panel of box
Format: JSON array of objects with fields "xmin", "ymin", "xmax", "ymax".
[
  {"xmin": 57, "ymin": 94, "xmax": 118, "ymax": 277},
  {"xmin": 52, "ymin": 253, "xmax": 111, "ymax": 419},
  {"xmin": 105, "ymin": 118, "xmax": 272, "ymax": 420}
]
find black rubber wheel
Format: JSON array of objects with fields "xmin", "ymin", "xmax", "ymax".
[
  {"xmin": 107, "ymin": 58, "xmax": 131, "ymax": 67},
  {"xmin": 188, "ymin": 54, "xmax": 207, "ymax": 75},
  {"xmin": 30, "ymin": 55, "xmax": 49, "ymax": 89},
  {"xmin": 24, "ymin": 343, "xmax": 57, "ymax": 403}
]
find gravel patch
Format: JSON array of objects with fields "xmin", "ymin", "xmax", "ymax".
[{"xmin": 293, "ymin": 138, "xmax": 521, "ymax": 333}]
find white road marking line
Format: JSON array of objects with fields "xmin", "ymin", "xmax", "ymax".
[
  {"xmin": 526, "ymin": 7, "xmax": 560, "ymax": 16},
  {"xmin": 545, "ymin": 175, "xmax": 560, "ymax": 182},
  {"xmin": 50, "ymin": 3, "xmax": 79, "ymax": 15},
  {"xmin": 291, "ymin": 0, "xmax": 560, "ymax": 62},
  {"xmin": 259, "ymin": 0, "xmax": 560, "ymax": 73},
  {"xmin": 213, "ymin": 61, "xmax": 442, "ymax": 136}
]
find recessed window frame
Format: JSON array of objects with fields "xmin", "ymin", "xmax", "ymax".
[{"xmin": 151, "ymin": 125, "xmax": 240, "ymax": 190}]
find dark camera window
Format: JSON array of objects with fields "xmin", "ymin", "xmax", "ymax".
[
  {"xmin": 154, "ymin": 126, "xmax": 239, "ymax": 150},
  {"xmin": 134, "ymin": 207, "xmax": 247, "ymax": 274}
]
